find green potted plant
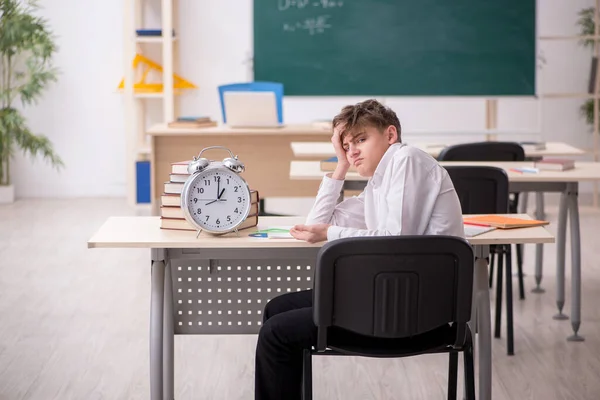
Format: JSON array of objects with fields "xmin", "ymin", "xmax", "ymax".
[
  {"xmin": 577, "ymin": 7, "xmax": 597, "ymax": 129},
  {"xmin": 0, "ymin": 0, "xmax": 63, "ymax": 203}
]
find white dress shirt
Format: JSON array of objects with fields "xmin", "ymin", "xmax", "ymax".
[{"xmin": 305, "ymin": 142, "xmax": 465, "ymax": 241}]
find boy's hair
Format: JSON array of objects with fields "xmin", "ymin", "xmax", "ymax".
[{"xmin": 332, "ymin": 99, "xmax": 402, "ymax": 143}]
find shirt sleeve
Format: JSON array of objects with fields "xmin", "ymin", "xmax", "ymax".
[
  {"xmin": 327, "ymin": 155, "xmax": 442, "ymax": 240},
  {"xmin": 305, "ymin": 174, "xmax": 367, "ymax": 230}
]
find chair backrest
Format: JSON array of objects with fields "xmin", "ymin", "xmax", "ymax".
[
  {"xmin": 217, "ymin": 82, "xmax": 284, "ymax": 123},
  {"xmin": 444, "ymin": 166, "xmax": 509, "ymax": 214},
  {"xmin": 313, "ymin": 236, "xmax": 474, "ymax": 349},
  {"xmin": 437, "ymin": 141, "xmax": 525, "ymax": 162}
]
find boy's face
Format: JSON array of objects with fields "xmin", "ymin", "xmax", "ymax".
[{"xmin": 341, "ymin": 125, "xmax": 398, "ymax": 177}]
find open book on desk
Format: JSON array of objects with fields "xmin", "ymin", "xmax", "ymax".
[
  {"xmin": 463, "ymin": 215, "xmax": 549, "ymax": 229},
  {"xmin": 248, "ymin": 227, "xmax": 295, "ymax": 239}
]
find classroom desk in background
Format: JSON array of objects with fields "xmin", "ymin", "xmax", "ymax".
[
  {"xmin": 290, "ymin": 160, "xmax": 600, "ymax": 343},
  {"xmin": 88, "ymin": 215, "xmax": 554, "ymax": 400},
  {"xmin": 290, "ymin": 141, "xmax": 587, "ymax": 159},
  {"xmin": 147, "ymin": 124, "xmax": 332, "ymax": 212}
]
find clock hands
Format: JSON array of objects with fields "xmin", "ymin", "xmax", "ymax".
[
  {"xmin": 200, "ymin": 178, "xmax": 226, "ymax": 206},
  {"xmin": 204, "ymin": 199, "xmax": 227, "ymax": 206}
]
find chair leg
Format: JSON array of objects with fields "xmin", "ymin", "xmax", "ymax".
[
  {"xmin": 494, "ymin": 247, "xmax": 504, "ymax": 339},
  {"xmin": 463, "ymin": 330, "xmax": 476, "ymax": 400},
  {"xmin": 448, "ymin": 352, "xmax": 458, "ymax": 400},
  {"xmin": 516, "ymin": 244, "xmax": 526, "ymax": 300},
  {"xmin": 302, "ymin": 349, "xmax": 313, "ymax": 400},
  {"xmin": 489, "ymin": 252, "xmax": 495, "ymax": 288},
  {"xmin": 505, "ymin": 247, "xmax": 515, "ymax": 356}
]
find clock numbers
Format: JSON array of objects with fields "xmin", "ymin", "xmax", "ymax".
[{"xmin": 186, "ymin": 169, "xmax": 249, "ymax": 232}]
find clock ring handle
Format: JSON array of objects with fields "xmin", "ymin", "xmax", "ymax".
[{"xmin": 196, "ymin": 145, "xmax": 237, "ymax": 160}]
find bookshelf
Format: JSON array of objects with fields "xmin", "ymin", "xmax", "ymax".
[
  {"xmin": 122, "ymin": 0, "xmax": 179, "ymax": 206},
  {"xmin": 536, "ymin": 2, "xmax": 600, "ymax": 206}
]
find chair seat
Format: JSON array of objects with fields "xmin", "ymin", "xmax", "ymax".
[{"xmin": 317, "ymin": 324, "xmax": 457, "ymax": 358}]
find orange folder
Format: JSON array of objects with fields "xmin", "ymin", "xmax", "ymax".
[{"xmin": 463, "ymin": 215, "xmax": 549, "ymax": 229}]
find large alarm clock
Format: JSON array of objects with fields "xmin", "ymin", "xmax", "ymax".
[{"xmin": 180, "ymin": 146, "xmax": 252, "ymax": 236}]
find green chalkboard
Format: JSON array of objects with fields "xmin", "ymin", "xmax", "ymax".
[{"xmin": 253, "ymin": 0, "xmax": 536, "ymax": 96}]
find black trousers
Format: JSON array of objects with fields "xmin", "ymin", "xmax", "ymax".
[{"xmin": 255, "ymin": 289, "xmax": 316, "ymax": 400}]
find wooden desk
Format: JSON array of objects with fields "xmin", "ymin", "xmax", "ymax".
[
  {"xmin": 291, "ymin": 141, "xmax": 587, "ymax": 159},
  {"xmin": 290, "ymin": 160, "xmax": 600, "ymax": 345},
  {"xmin": 147, "ymin": 124, "xmax": 331, "ymax": 209},
  {"xmin": 88, "ymin": 215, "xmax": 554, "ymax": 400}
]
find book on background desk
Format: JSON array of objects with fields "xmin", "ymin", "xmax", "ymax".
[
  {"xmin": 534, "ymin": 158, "xmax": 575, "ymax": 171},
  {"xmin": 167, "ymin": 120, "xmax": 217, "ymax": 129},
  {"xmin": 320, "ymin": 157, "xmax": 357, "ymax": 172},
  {"xmin": 463, "ymin": 215, "xmax": 549, "ymax": 229}
]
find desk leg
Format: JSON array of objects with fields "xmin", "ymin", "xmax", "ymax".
[
  {"xmin": 163, "ymin": 260, "xmax": 175, "ymax": 399},
  {"xmin": 553, "ymin": 192, "xmax": 569, "ymax": 320},
  {"xmin": 532, "ymin": 192, "xmax": 545, "ymax": 293},
  {"xmin": 150, "ymin": 249, "xmax": 166, "ymax": 400},
  {"xmin": 473, "ymin": 246, "xmax": 492, "ymax": 400},
  {"xmin": 567, "ymin": 185, "xmax": 584, "ymax": 342}
]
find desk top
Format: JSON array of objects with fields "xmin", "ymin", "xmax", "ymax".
[
  {"xmin": 290, "ymin": 160, "xmax": 600, "ymax": 182},
  {"xmin": 147, "ymin": 123, "xmax": 332, "ymax": 137},
  {"xmin": 291, "ymin": 141, "xmax": 587, "ymax": 158},
  {"xmin": 87, "ymin": 215, "xmax": 553, "ymax": 249}
]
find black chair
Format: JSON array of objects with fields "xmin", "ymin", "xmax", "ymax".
[
  {"xmin": 438, "ymin": 142, "xmax": 526, "ymax": 351},
  {"xmin": 302, "ymin": 236, "xmax": 475, "ymax": 400},
  {"xmin": 437, "ymin": 142, "xmax": 526, "ymax": 300},
  {"xmin": 445, "ymin": 166, "xmax": 516, "ymax": 355}
]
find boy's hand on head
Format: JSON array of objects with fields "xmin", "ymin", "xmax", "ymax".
[
  {"xmin": 290, "ymin": 224, "xmax": 330, "ymax": 243},
  {"xmin": 331, "ymin": 124, "xmax": 351, "ymax": 168},
  {"xmin": 330, "ymin": 124, "xmax": 350, "ymax": 180}
]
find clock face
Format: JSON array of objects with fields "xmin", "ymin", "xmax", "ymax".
[{"xmin": 182, "ymin": 168, "xmax": 251, "ymax": 233}]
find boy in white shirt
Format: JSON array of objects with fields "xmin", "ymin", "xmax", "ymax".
[{"xmin": 254, "ymin": 99, "xmax": 464, "ymax": 400}]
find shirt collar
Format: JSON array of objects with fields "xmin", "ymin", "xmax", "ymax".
[{"xmin": 370, "ymin": 142, "xmax": 405, "ymax": 187}]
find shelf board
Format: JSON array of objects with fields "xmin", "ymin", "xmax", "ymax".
[
  {"xmin": 137, "ymin": 147, "xmax": 151, "ymax": 155},
  {"xmin": 135, "ymin": 36, "xmax": 178, "ymax": 44},
  {"xmin": 134, "ymin": 92, "xmax": 164, "ymax": 99}
]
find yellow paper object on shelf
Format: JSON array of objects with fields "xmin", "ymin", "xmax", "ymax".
[{"xmin": 118, "ymin": 53, "xmax": 197, "ymax": 93}]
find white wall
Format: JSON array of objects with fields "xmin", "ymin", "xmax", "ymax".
[{"xmin": 10, "ymin": 0, "xmax": 597, "ymax": 198}]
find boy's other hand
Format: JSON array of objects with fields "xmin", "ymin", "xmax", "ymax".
[{"xmin": 290, "ymin": 224, "xmax": 330, "ymax": 243}]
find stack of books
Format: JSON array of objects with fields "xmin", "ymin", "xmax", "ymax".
[
  {"xmin": 167, "ymin": 116, "xmax": 217, "ymax": 129},
  {"xmin": 160, "ymin": 160, "xmax": 260, "ymax": 231},
  {"xmin": 533, "ymin": 158, "xmax": 575, "ymax": 171}
]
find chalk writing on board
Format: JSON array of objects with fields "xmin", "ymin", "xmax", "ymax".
[
  {"xmin": 278, "ymin": 0, "xmax": 343, "ymax": 11},
  {"xmin": 283, "ymin": 15, "xmax": 332, "ymax": 35}
]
